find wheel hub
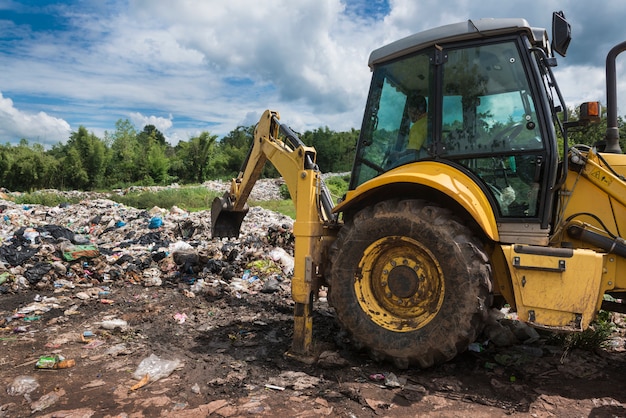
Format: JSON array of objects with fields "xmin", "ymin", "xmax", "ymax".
[
  {"xmin": 356, "ymin": 236, "xmax": 445, "ymax": 332},
  {"xmin": 386, "ymin": 262, "xmax": 420, "ymax": 300}
]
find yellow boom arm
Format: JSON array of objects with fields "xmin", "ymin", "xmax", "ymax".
[{"xmin": 211, "ymin": 109, "xmax": 336, "ymax": 360}]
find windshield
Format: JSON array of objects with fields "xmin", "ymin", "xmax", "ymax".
[
  {"xmin": 441, "ymin": 42, "xmax": 542, "ymax": 157},
  {"xmin": 351, "ymin": 50, "xmax": 433, "ymax": 186},
  {"xmin": 351, "ymin": 39, "xmax": 550, "ymax": 218}
]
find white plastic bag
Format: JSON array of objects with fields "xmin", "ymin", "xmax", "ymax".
[
  {"xmin": 132, "ymin": 354, "xmax": 182, "ymax": 382},
  {"xmin": 268, "ymin": 247, "xmax": 294, "ymax": 275},
  {"xmin": 7, "ymin": 375, "xmax": 39, "ymax": 396}
]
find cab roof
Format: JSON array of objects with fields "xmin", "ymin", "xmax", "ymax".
[{"xmin": 369, "ymin": 18, "xmax": 549, "ymax": 67}]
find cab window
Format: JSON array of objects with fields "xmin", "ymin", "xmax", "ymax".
[{"xmin": 442, "ymin": 41, "xmax": 545, "ymax": 217}]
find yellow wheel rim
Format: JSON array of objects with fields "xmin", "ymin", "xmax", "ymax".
[{"xmin": 355, "ymin": 236, "xmax": 445, "ymax": 332}]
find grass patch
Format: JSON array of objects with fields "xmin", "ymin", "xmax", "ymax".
[
  {"xmin": 110, "ymin": 187, "xmax": 220, "ymax": 212},
  {"xmin": 253, "ymin": 199, "xmax": 296, "ymax": 219},
  {"xmin": 325, "ymin": 174, "xmax": 350, "ymax": 203},
  {"xmin": 9, "ymin": 175, "xmax": 350, "ymax": 220},
  {"xmin": 548, "ymin": 310, "xmax": 616, "ymax": 352},
  {"xmin": 13, "ymin": 192, "xmax": 83, "ymax": 207}
]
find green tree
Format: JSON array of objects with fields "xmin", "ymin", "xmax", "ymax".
[
  {"xmin": 170, "ymin": 132, "xmax": 217, "ymax": 184},
  {"xmin": 187, "ymin": 132, "xmax": 216, "ymax": 183},
  {"xmin": 66, "ymin": 126, "xmax": 107, "ymax": 189},
  {"xmin": 564, "ymin": 104, "xmax": 626, "ymax": 152},
  {"xmin": 147, "ymin": 144, "xmax": 170, "ymax": 184},
  {"xmin": 169, "ymin": 140, "xmax": 189, "ymax": 183},
  {"xmin": 302, "ymin": 127, "xmax": 358, "ymax": 172},
  {"xmin": 107, "ymin": 119, "xmax": 139, "ymax": 186},
  {"xmin": 61, "ymin": 147, "xmax": 89, "ymax": 189},
  {"xmin": 137, "ymin": 124, "xmax": 167, "ymax": 148},
  {"xmin": 2, "ymin": 140, "xmax": 58, "ymax": 191},
  {"xmin": 210, "ymin": 125, "xmax": 254, "ymax": 178}
]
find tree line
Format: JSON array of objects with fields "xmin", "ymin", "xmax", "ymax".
[
  {"xmin": 0, "ymin": 121, "xmax": 358, "ymax": 192},
  {"xmin": 2, "ymin": 106, "xmax": 623, "ymax": 193}
]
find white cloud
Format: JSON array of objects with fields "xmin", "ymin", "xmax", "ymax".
[
  {"xmin": 0, "ymin": 92, "xmax": 71, "ymax": 145},
  {"xmin": 129, "ymin": 112, "xmax": 174, "ymax": 132},
  {"xmin": 2, "ymin": 0, "xmax": 626, "ymax": 145}
]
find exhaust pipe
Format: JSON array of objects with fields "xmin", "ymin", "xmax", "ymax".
[{"xmin": 604, "ymin": 41, "xmax": 626, "ymax": 154}]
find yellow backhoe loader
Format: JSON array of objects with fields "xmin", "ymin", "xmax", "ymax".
[{"xmin": 212, "ymin": 12, "xmax": 626, "ymax": 368}]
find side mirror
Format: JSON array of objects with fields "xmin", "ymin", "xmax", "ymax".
[{"xmin": 552, "ymin": 11, "xmax": 571, "ymax": 57}]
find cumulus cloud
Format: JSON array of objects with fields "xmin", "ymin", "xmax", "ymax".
[
  {"xmin": 129, "ymin": 112, "xmax": 174, "ymax": 132},
  {"xmin": 0, "ymin": 92, "xmax": 71, "ymax": 146},
  {"xmin": 131, "ymin": 0, "xmax": 374, "ymax": 115},
  {"xmin": 2, "ymin": 0, "xmax": 626, "ymax": 144}
]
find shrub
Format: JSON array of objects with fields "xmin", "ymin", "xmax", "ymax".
[{"xmin": 549, "ymin": 310, "xmax": 616, "ymax": 352}]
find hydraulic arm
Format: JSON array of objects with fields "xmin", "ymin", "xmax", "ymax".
[{"xmin": 211, "ymin": 109, "xmax": 337, "ymax": 360}]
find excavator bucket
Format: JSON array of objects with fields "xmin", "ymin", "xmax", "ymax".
[{"xmin": 211, "ymin": 195, "xmax": 249, "ymax": 238}]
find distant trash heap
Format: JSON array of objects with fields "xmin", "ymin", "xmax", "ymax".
[{"xmin": 0, "ymin": 196, "xmax": 295, "ymax": 297}]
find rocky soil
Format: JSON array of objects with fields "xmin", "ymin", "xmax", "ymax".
[{"xmin": 1, "ymin": 179, "xmax": 625, "ymax": 417}]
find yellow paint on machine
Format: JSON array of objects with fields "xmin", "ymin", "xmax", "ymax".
[
  {"xmin": 502, "ymin": 244, "xmax": 604, "ymax": 330},
  {"xmin": 335, "ymin": 161, "xmax": 500, "ymax": 241}
]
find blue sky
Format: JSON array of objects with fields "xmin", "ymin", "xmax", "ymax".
[{"xmin": 1, "ymin": 0, "xmax": 625, "ymax": 147}]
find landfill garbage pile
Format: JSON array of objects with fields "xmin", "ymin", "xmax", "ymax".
[
  {"xmin": 0, "ymin": 181, "xmax": 308, "ymax": 416},
  {"xmin": 1, "ymin": 179, "xmax": 626, "ymax": 417},
  {"xmin": 0, "ymin": 191, "xmax": 294, "ymax": 298}
]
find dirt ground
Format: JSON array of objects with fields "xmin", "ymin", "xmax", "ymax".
[
  {"xmin": 1, "ymin": 279, "xmax": 626, "ymax": 418},
  {"xmin": 0, "ymin": 190, "xmax": 625, "ymax": 417}
]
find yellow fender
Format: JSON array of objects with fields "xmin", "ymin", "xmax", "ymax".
[{"xmin": 334, "ymin": 161, "xmax": 500, "ymax": 241}]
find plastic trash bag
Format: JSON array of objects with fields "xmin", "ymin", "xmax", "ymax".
[
  {"xmin": 132, "ymin": 354, "xmax": 182, "ymax": 382},
  {"xmin": 7, "ymin": 375, "xmax": 39, "ymax": 396}
]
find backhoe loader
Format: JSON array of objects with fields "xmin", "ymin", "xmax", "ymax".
[{"xmin": 212, "ymin": 12, "xmax": 626, "ymax": 368}]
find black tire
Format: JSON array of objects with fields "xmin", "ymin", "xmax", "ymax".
[{"xmin": 328, "ymin": 199, "xmax": 492, "ymax": 368}]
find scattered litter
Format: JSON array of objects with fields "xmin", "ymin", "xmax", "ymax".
[
  {"xmin": 174, "ymin": 312, "xmax": 188, "ymax": 324},
  {"xmin": 35, "ymin": 355, "xmax": 75, "ymax": 369},
  {"xmin": 268, "ymin": 247, "xmax": 294, "ymax": 275},
  {"xmin": 75, "ymin": 292, "xmax": 91, "ymax": 300},
  {"xmin": 264, "ymin": 384, "xmax": 285, "ymax": 391},
  {"xmin": 468, "ymin": 342, "xmax": 484, "ymax": 352},
  {"xmin": 6, "ymin": 375, "xmax": 39, "ymax": 396},
  {"xmin": 148, "ymin": 216, "xmax": 163, "ymax": 229},
  {"xmin": 104, "ymin": 343, "xmax": 129, "ymax": 357},
  {"xmin": 30, "ymin": 389, "xmax": 65, "ymax": 413},
  {"xmin": 81, "ymin": 379, "xmax": 107, "ymax": 390},
  {"xmin": 132, "ymin": 354, "xmax": 182, "ymax": 384},
  {"xmin": 82, "ymin": 339, "xmax": 106, "ymax": 349},
  {"xmin": 131, "ymin": 374, "xmax": 150, "ymax": 391},
  {"xmin": 267, "ymin": 371, "xmax": 320, "ymax": 391},
  {"xmin": 60, "ymin": 243, "xmax": 100, "ymax": 261},
  {"xmin": 100, "ymin": 319, "xmax": 128, "ymax": 330},
  {"xmin": 317, "ymin": 350, "xmax": 349, "ymax": 368},
  {"xmin": 383, "ymin": 372, "xmax": 403, "ymax": 388}
]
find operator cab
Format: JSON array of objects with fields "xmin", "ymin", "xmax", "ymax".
[{"xmin": 350, "ymin": 17, "xmax": 570, "ymax": 244}]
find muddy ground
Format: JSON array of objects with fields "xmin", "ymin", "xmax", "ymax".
[
  {"xmin": 0, "ymin": 187, "xmax": 625, "ymax": 417},
  {"xmin": 1, "ymin": 276, "xmax": 626, "ymax": 417}
]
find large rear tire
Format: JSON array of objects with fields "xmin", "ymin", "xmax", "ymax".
[{"xmin": 328, "ymin": 199, "xmax": 492, "ymax": 368}]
